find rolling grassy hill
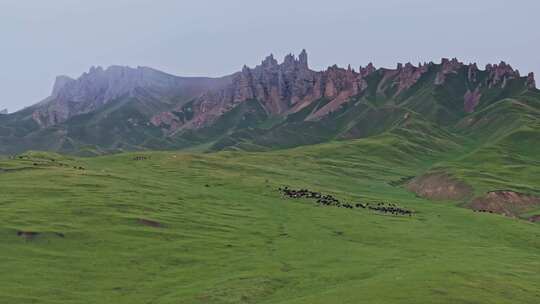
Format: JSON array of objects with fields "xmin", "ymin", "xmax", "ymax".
[
  {"xmin": 1, "ymin": 131, "xmax": 539, "ymax": 303},
  {"xmin": 1, "ymin": 55, "xmax": 539, "ymax": 303}
]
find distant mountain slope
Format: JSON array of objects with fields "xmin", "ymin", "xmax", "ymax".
[
  {"xmin": 0, "ymin": 50, "xmax": 537, "ymax": 155},
  {"xmin": 0, "ymin": 66, "xmax": 232, "ymax": 154},
  {"xmin": 34, "ymin": 66, "xmax": 233, "ymax": 128}
]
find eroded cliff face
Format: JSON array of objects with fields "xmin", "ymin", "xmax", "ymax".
[
  {"xmin": 486, "ymin": 62, "xmax": 522, "ymax": 88},
  {"xmin": 183, "ymin": 50, "xmax": 335, "ymax": 129},
  {"xmin": 151, "ymin": 51, "xmax": 536, "ymax": 134},
  {"xmin": 464, "ymin": 88, "xmax": 482, "ymax": 113},
  {"xmin": 29, "ymin": 50, "xmax": 536, "ymax": 134},
  {"xmin": 527, "ymin": 72, "xmax": 536, "ymax": 89},
  {"xmin": 2, "ymin": 50, "xmax": 538, "ymax": 155},
  {"xmin": 152, "ymin": 50, "xmax": 378, "ymax": 132},
  {"xmin": 31, "ymin": 66, "xmax": 230, "ymax": 127},
  {"xmin": 435, "ymin": 58, "xmax": 463, "ymax": 85}
]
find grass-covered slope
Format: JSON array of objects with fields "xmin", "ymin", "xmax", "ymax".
[
  {"xmin": 424, "ymin": 93, "xmax": 540, "ymax": 197},
  {"xmin": 1, "ymin": 134, "xmax": 539, "ymax": 303}
]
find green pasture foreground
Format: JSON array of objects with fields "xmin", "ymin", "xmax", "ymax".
[{"xmin": 0, "ymin": 147, "xmax": 538, "ymax": 304}]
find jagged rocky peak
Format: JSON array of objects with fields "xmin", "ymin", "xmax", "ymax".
[
  {"xmin": 247, "ymin": 50, "xmax": 310, "ymax": 74},
  {"xmin": 153, "ymin": 50, "xmax": 360, "ymax": 130},
  {"xmin": 32, "ymin": 64, "xmax": 228, "ymax": 128},
  {"xmin": 28, "ymin": 50, "xmax": 539, "ymax": 135},
  {"xmin": 392, "ymin": 62, "xmax": 430, "ymax": 94},
  {"xmin": 467, "ymin": 63, "xmax": 479, "ymax": 83},
  {"xmin": 280, "ymin": 50, "xmax": 310, "ymax": 71},
  {"xmin": 359, "ymin": 62, "xmax": 376, "ymax": 77},
  {"xmin": 283, "ymin": 53, "xmax": 296, "ymax": 67},
  {"xmin": 0, "ymin": 108, "xmax": 7, "ymax": 115},
  {"xmin": 51, "ymin": 75, "xmax": 76, "ymax": 97},
  {"xmin": 49, "ymin": 65, "xmax": 186, "ymax": 105},
  {"xmin": 261, "ymin": 54, "xmax": 278, "ymax": 68},
  {"xmin": 226, "ymin": 50, "xmax": 318, "ymax": 113},
  {"xmin": 433, "ymin": 58, "xmax": 528, "ymax": 89},
  {"xmin": 485, "ymin": 61, "xmax": 520, "ymax": 88},
  {"xmin": 527, "ymin": 72, "xmax": 536, "ymax": 89},
  {"xmin": 371, "ymin": 61, "xmax": 430, "ymax": 98},
  {"xmin": 298, "ymin": 49, "xmax": 309, "ymax": 69},
  {"xmin": 89, "ymin": 65, "xmax": 104, "ymax": 73},
  {"xmin": 435, "ymin": 58, "xmax": 463, "ymax": 85}
]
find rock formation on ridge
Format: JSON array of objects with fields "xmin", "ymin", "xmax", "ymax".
[
  {"xmin": 31, "ymin": 66, "xmax": 231, "ymax": 127},
  {"xmin": 151, "ymin": 51, "xmax": 536, "ymax": 133}
]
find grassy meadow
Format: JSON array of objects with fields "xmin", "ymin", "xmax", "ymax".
[{"xmin": 0, "ymin": 138, "xmax": 539, "ymax": 303}]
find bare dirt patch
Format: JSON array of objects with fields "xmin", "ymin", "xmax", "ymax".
[
  {"xmin": 406, "ymin": 172, "xmax": 473, "ymax": 201},
  {"xmin": 469, "ymin": 190, "xmax": 540, "ymax": 217}
]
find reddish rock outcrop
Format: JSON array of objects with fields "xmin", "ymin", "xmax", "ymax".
[
  {"xmin": 157, "ymin": 50, "xmax": 375, "ymax": 130},
  {"xmin": 150, "ymin": 112, "xmax": 183, "ymax": 131},
  {"xmin": 395, "ymin": 62, "xmax": 429, "ymax": 95},
  {"xmin": 485, "ymin": 61, "xmax": 520, "ymax": 88},
  {"xmin": 433, "ymin": 59, "xmax": 529, "ymax": 93},
  {"xmin": 469, "ymin": 190, "xmax": 540, "ymax": 217},
  {"xmin": 153, "ymin": 53, "xmax": 537, "ymax": 133},
  {"xmin": 464, "ymin": 88, "xmax": 482, "ymax": 113},
  {"xmin": 375, "ymin": 62, "xmax": 429, "ymax": 97},
  {"xmin": 306, "ymin": 65, "xmax": 366, "ymax": 120},
  {"xmin": 434, "ymin": 58, "xmax": 462, "ymax": 85},
  {"xmin": 30, "ymin": 50, "xmax": 537, "ymax": 134},
  {"xmin": 359, "ymin": 62, "xmax": 376, "ymax": 77}
]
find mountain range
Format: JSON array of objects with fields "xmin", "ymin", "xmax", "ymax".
[{"xmin": 0, "ymin": 50, "xmax": 538, "ymax": 155}]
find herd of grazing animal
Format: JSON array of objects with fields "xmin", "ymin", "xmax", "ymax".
[
  {"xmin": 473, "ymin": 209, "xmax": 494, "ymax": 214},
  {"xmin": 9, "ymin": 154, "xmax": 86, "ymax": 171},
  {"xmin": 133, "ymin": 156, "xmax": 150, "ymax": 161},
  {"xmin": 278, "ymin": 186, "xmax": 414, "ymax": 216}
]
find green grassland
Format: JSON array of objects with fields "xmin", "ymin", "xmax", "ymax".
[{"xmin": 1, "ymin": 133, "xmax": 539, "ymax": 303}]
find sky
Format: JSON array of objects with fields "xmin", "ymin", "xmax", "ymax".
[{"xmin": 1, "ymin": 0, "xmax": 539, "ymax": 112}]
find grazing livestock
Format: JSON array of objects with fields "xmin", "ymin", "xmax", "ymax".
[
  {"xmin": 475, "ymin": 209, "xmax": 495, "ymax": 214},
  {"xmin": 278, "ymin": 186, "xmax": 414, "ymax": 216}
]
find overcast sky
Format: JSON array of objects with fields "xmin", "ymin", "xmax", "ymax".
[{"xmin": 1, "ymin": 0, "xmax": 539, "ymax": 112}]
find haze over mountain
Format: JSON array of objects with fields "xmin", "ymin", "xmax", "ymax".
[{"xmin": 2, "ymin": 0, "xmax": 539, "ymax": 112}]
